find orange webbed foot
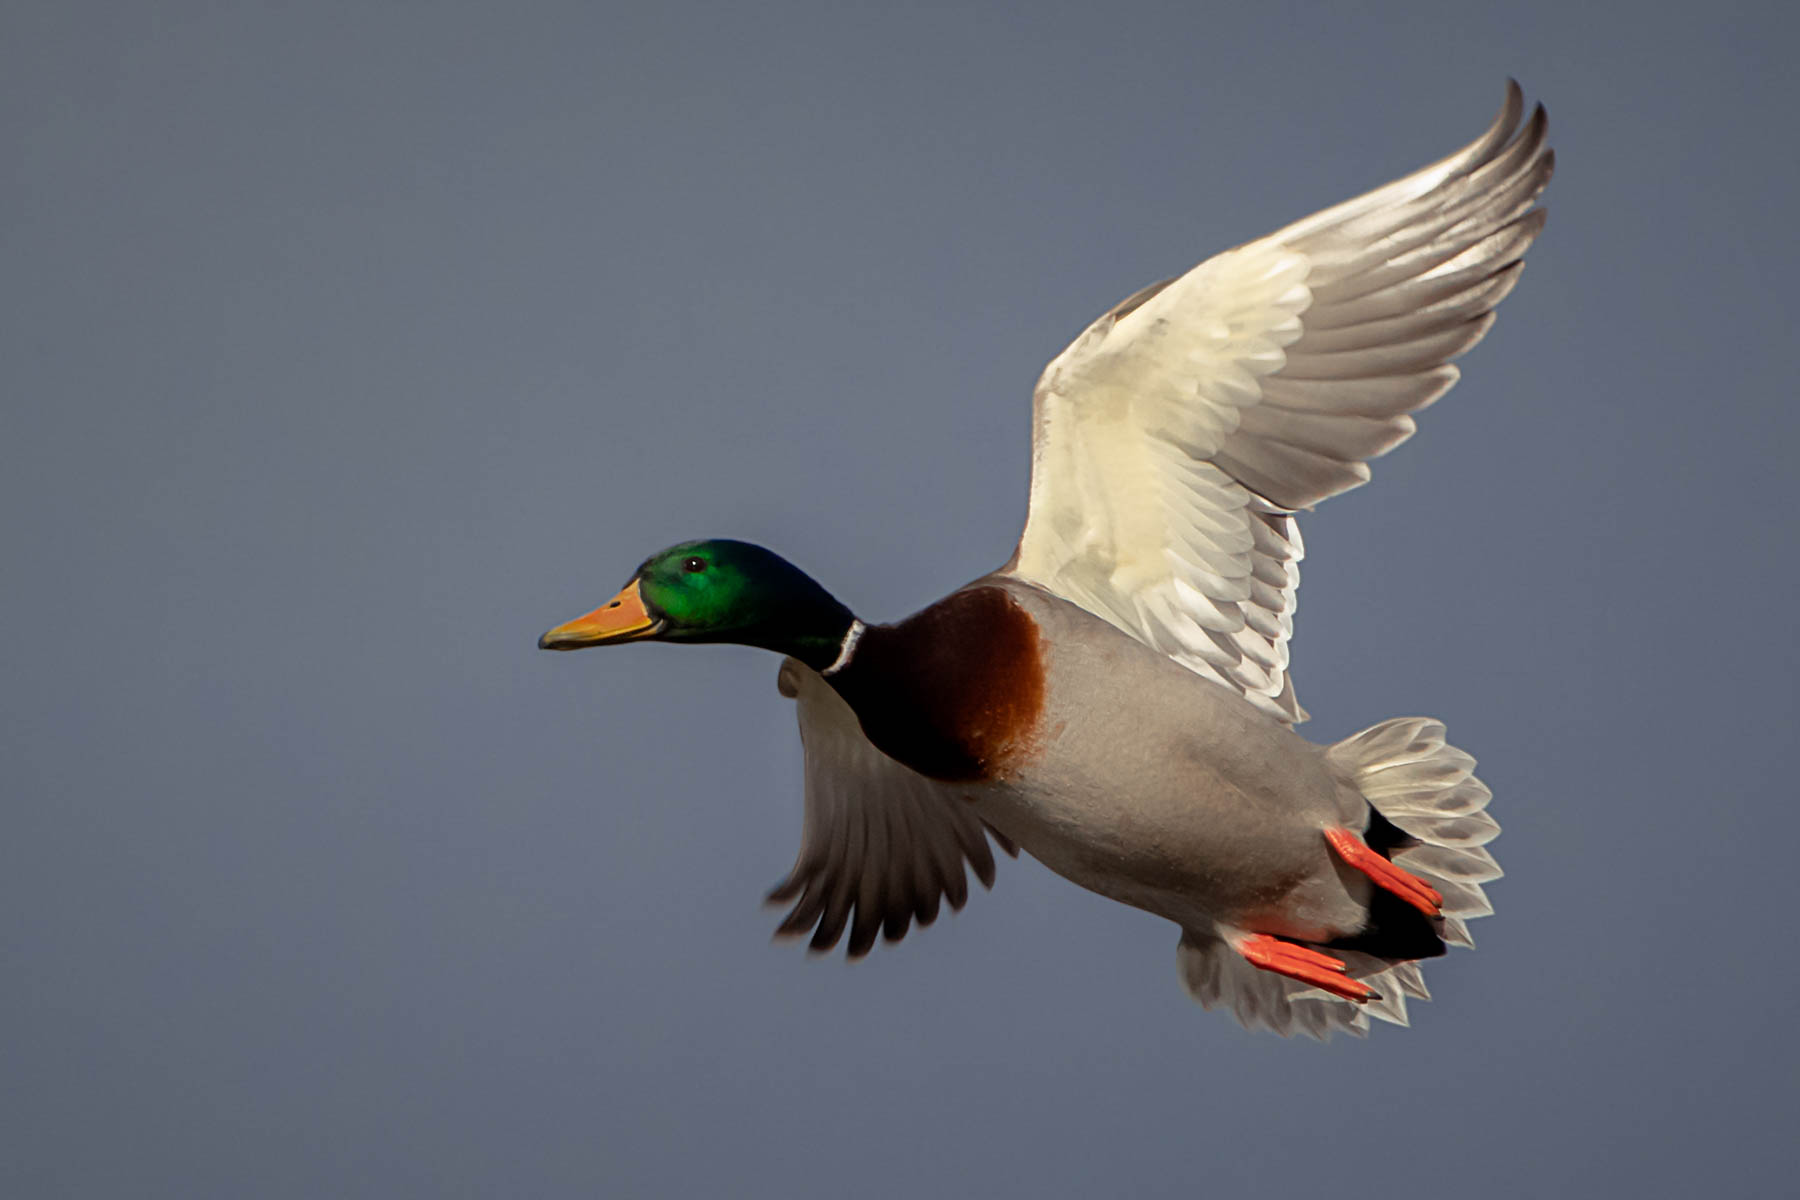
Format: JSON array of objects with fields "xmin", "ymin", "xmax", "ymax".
[
  {"xmin": 1235, "ymin": 932, "xmax": 1380, "ymax": 1003},
  {"xmin": 1325, "ymin": 826, "xmax": 1443, "ymax": 918}
]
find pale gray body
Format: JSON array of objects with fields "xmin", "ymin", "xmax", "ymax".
[
  {"xmin": 778, "ymin": 575, "xmax": 1497, "ymax": 1039},
  {"xmin": 969, "ymin": 578, "xmax": 1370, "ymax": 944}
]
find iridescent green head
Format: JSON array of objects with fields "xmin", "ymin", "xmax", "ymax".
[{"xmin": 538, "ymin": 539, "xmax": 856, "ymax": 670}]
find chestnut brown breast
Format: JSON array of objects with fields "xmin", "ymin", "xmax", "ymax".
[{"xmin": 829, "ymin": 586, "xmax": 1048, "ymax": 783}]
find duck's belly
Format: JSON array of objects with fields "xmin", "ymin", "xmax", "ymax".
[
  {"xmin": 970, "ymin": 593, "xmax": 1367, "ymax": 938},
  {"xmin": 973, "ymin": 747, "xmax": 1351, "ymax": 937}
]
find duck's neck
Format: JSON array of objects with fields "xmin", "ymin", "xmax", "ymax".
[{"xmin": 746, "ymin": 592, "xmax": 860, "ymax": 675}]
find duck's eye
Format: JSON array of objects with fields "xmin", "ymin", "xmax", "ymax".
[{"xmin": 681, "ymin": 556, "xmax": 707, "ymax": 574}]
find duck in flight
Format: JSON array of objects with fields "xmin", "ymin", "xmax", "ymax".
[{"xmin": 540, "ymin": 83, "xmax": 1550, "ymax": 1038}]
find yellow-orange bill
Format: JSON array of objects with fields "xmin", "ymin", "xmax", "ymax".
[{"xmin": 538, "ymin": 578, "xmax": 662, "ymax": 650}]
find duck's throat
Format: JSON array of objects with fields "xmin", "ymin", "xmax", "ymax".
[{"xmin": 736, "ymin": 579, "xmax": 859, "ymax": 673}]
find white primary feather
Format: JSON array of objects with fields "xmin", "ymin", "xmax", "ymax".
[{"xmin": 1008, "ymin": 82, "xmax": 1553, "ymax": 722}]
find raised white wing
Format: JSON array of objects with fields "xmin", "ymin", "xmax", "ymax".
[
  {"xmin": 1008, "ymin": 83, "xmax": 1553, "ymax": 723},
  {"xmin": 768, "ymin": 659, "xmax": 1016, "ymax": 958}
]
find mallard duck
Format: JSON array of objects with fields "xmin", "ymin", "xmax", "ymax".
[{"xmin": 540, "ymin": 83, "xmax": 1550, "ymax": 1038}]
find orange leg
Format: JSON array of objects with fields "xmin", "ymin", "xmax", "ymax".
[
  {"xmin": 1325, "ymin": 826, "xmax": 1443, "ymax": 917},
  {"xmin": 1235, "ymin": 933, "xmax": 1380, "ymax": 1003}
]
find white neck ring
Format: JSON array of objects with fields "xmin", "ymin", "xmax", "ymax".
[{"xmin": 821, "ymin": 620, "xmax": 865, "ymax": 677}]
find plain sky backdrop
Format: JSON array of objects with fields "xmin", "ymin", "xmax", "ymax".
[{"xmin": 6, "ymin": 2, "xmax": 1797, "ymax": 1197}]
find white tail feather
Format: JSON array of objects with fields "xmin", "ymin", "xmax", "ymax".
[
  {"xmin": 1332, "ymin": 717, "xmax": 1503, "ymax": 920},
  {"xmin": 1177, "ymin": 935, "xmax": 1417, "ymax": 1039}
]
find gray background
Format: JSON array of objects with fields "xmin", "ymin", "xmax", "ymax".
[{"xmin": 6, "ymin": 2, "xmax": 1796, "ymax": 1196}]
